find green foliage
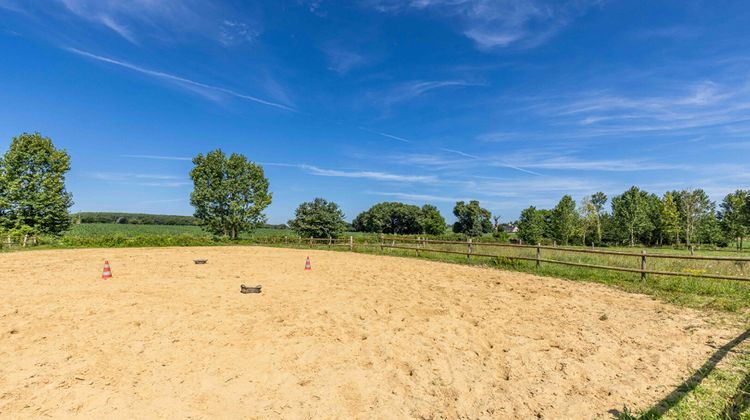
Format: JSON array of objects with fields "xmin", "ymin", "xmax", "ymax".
[
  {"xmin": 551, "ymin": 194, "xmax": 579, "ymax": 245},
  {"xmin": 353, "ymin": 201, "xmax": 445, "ymax": 235},
  {"xmin": 72, "ymin": 212, "xmax": 198, "ymax": 225},
  {"xmin": 720, "ymin": 190, "xmax": 749, "ymax": 250},
  {"xmin": 517, "ymin": 206, "xmax": 546, "ymax": 244},
  {"xmin": 419, "ymin": 204, "xmax": 446, "ymax": 235},
  {"xmin": 0, "ymin": 132, "xmax": 73, "ymax": 235},
  {"xmin": 452, "ymin": 200, "xmax": 492, "ymax": 237},
  {"xmin": 492, "ymin": 230, "xmax": 509, "ymax": 242},
  {"xmin": 288, "ymin": 198, "xmax": 346, "ymax": 238},
  {"xmin": 660, "ymin": 192, "xmax": 681, "ymax": 245},
  {"xmin": 674, "ymin": 189, "xmax": 714, "ymax": 246},
  {"xmin": 189, "ymin": 149, "xmax": 271, "ymax": 239},
  {"xmin": 612, "ymin": 186, "xmax": 654, "ymax": 246}
]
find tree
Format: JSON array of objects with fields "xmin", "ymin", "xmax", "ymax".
[
  {"xmin": 719, "ymin": 190, "xmax": 748, "ymax": 250},
  {"xmin": 642, "ymin": 193, "xmax": 662, "ymax": 246},
  {"xmin": 419, "ymin": 204, "xmax": 446, "ymax": 235},
  {"xmin": 580, "ymin": 194, "xmax": 607, "ymax": 245},
  {"xmin": 452, "ymin": 200, "xmax": 492, "ymax": 237},
  {"xmin": 0, "ymin": 132, "xmax": 73, "ymax": 235},
  {"xmin": 590, "ymin": 192, "xmax": 607, "ymax": 243},
  {"xmin": 352, "ymin": 202, "xmax": 423, "ymax": 234},
  {"xmin": 189, "ymin": 149, "xmax": 271, "ymax": 239},
  {"xmin": 675, "ymin": 189, "xmax": 713, "ymax": 247},
  {"xmin": 611, "ymin": 186, "xmax": 653, "ymax": 246},
  {"xmin": 579, "ymin": 196, "xmax": 597, "ymax": 246},
  {"xmin": 288, "ymin": 198, "xmax": 345, "ymax": 238},
  {"xmin": 551, "ymin": 195, "xmax": 578, "ymax": 245},
  {"xmin": 660, "ymin": 192, "xmax": 681, "ymax": 246},
  {"xmin": 517, "ymin": 206, "xmax": 545, "ymax": 244}
]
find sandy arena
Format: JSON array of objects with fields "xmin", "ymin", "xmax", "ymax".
[{"xmin": 0, "ymin": 246, "xmax": 740, "ymax": 418}]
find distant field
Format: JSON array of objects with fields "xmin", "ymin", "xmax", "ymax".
[{"xmin": 65, "ymin": 224, "xmax": 292, "ymax": 238}]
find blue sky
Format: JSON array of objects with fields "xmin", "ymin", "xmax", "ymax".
[{"xmin": 1, "ymin": 0, "xmax": 749, "ymax": 224}]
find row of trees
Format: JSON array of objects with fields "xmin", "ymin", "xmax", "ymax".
[
  {"xmin": 517, "ymin": 187, "xmax": 750, "ymax": 249},
  {"xmin": 3, "ymin": 132, "xmax": 748, "ymax": 250},
  {"xmin": 287, "ymin": 199, "xmax": 503, "ymax": 238}
]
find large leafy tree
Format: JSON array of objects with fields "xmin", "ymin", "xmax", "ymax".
[
  {"xmin": 419, "ymin": 204, "xmax": 446, "ymax": 235},
  {"xmin": 660, "ymin": 192, "xmax": 681, "ymax": 245},
  {"xmin": 611, "ymin": 186, "xmax": 653, "ymax": 246},
  {"xmin": 580, "ymin": 192, "xmax": 607, "ymax": 245},
  {"xmin": 719, "ymin": 190, "xmax": 748, "ymax": 250},
  {"xmin": 642, "ymin": 192, "xmax": 662, "ymax": 246},
  {"xmin": 517, "ymin": 206, "xmax": 546, "ymax": 244},
  {"xmin": 674, "ymin": 189, "xmax": 713, "ymax": 247},
  {"xmin": 0, "ymin": 133, "xmax": 73, "ymax": 235},
  {"xmin": 352, "ymin": 202, "xmax": 423, "ymax": 234},
  {"xmin": 189, "ymin": 149, "xmax": 271, "ymax": 239},
  {"xmin": 288, "ymin": 198, "xmax": 346, "ymax": 238},
  {"xmin": 551, "ymin": 194, "xmax": 578, "ymax": 245},
  {"xmin": 452, "ymin": 200, "xmax": 492, "ymax": 237}
]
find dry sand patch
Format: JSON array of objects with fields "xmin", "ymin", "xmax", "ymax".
[{"xmin": 0, "ymin": 246, "xmax": 739, "ymax": 418}]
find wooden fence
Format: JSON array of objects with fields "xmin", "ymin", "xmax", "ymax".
[
  {"xmin": 255, "ymin": 235, "xmax": 750, "ymax": 283},
  {"xmin": 0, "ymin": 235, "xmax": 39, "ymax": 249}
]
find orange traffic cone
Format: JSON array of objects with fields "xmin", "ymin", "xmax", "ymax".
[
  {"xmin": 304, "ymin": 256, "xmax": 311, "ymax": 271},
  {"xmin": 102, "ymin": 260, "xmax": 113, "ymax": 279}
]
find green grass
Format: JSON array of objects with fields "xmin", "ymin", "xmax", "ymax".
[{"xmin": 67, "ymin": 223, "xmax": 208, "ymax": 237}]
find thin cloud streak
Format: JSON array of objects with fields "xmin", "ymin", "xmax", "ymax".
[
  {"xmin": 431, "ymin": 148, "xmax": 545, "ymax": 176},
  {"xmin": 262, "ymin": 162, "xmax": 436, "ymax": 183},
  {"xmin": 67, "ymin": 47, "xmax": 297, "ymax": 112},
  {"xmin": 123, "ymin": 154, "xmax": 193, "ymax": 161},
  {"xmin": 368, "ymin": 191, "xmax": 467, "ymax": 203},
  {"xmin": 357, "ymin": 127, "xmax": 413, "ymax": 143}
]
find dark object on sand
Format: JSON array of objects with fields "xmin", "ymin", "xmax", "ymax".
[
  {"xmin": 194, "ymin": 259, "xmax": 208, "ymax": 264},
  {"xmin": 241, "ymin": 284, "xmax": 262, "ymax": 294}
]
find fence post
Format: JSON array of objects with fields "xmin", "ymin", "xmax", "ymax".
[
  {"xmin": 641, "ymin": 250, "xmax": 647, "ymax": 281},
  {"xmin": 536, "ymin": 244, "xmax": 541, "ymax": 268},
  {"xmin": 416, "ymin": 236, "xmax": 420, "ymax": 257},
  {"xmin": 379, "ymin": 234, "xmax": 384, "ymax": 253},
  {"xmin": 690, "ymin": 245, "xmax": 695, "ymax": 256},
  {"xmin": 467, "ymin": 238, "xmax": 473, "ymax": 261},
  {"xmin": 328, "ymin": 237, "xmax": 332, "ymax": 247},
  {"xmin": 310, "ymin": 236, "xmax": 313, "ymax": 247},
  {"xmin": 349, "ymin": 236, "xmax": 353, "ymax": 251}
]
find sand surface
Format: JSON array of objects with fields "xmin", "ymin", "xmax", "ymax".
[{"xmin": 0, "ymin": 246, "xmax": 740, "ymax": 418}]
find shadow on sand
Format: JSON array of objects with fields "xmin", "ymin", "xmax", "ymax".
[{"xmin": 608, "ymin": 327, "xmax": 750, "ymax": 419}]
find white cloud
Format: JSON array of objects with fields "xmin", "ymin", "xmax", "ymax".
[
  {"xmin": 219, "ymin": 20, "xmax": 259, "ymax": 46},
  {"xmin": 368, "ymin": 191, "xmax": 467, "ymax": 203},
  {"xmin": 497, "ymin": 156, "xmax": 686, "ymax": 172},
  {"xmin": 67, "ymin": 48, "xmax": 296, "ymax": 112},
  {"xmin": 90, "ymin": 172, "xmax": 191, "ymax": 188},
  {"xmin": 357, "ymin": 127, "xmax": 412, "ymax": 143},
  {"xmin": 367, "ymin": 0, "xmax": 599, "ymax": 50},
  {"xmin": 263, "ymin": 162, "xmax": 437, "ymax": 183},
  {"xmin": 377, "ymin": 80, "xmax": 482, "ymax": 106},
  {"xmin": 300, "ymin": 164, "xmax": 437, "ymax": 182},
  {"xmin": 323, "ymin": 44, "xmax": 371, "ymax": 75},
  {"xmin": 123, "ymin": 154, "xmax": 192, "ymax": 161}
]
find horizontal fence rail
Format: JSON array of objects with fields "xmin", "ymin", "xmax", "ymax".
[
  {"xmin": 250, "ymin": 234, "xmax": 750, "ymax": 283},
  {"xmin": 379, "ymin": 236, "xmax": 750, "ymax": 282}
]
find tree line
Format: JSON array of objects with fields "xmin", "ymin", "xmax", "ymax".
[
  {"xmin": 73, "ymin": 212, "xmax": 199, "ymax": 226},
  {"xmin": 2, "ymin": 133, "xmax": 748, "ymax": 250},
  {"xmin": 517, "ymin": 187, "xmax": 750, "ymax": 249}
]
